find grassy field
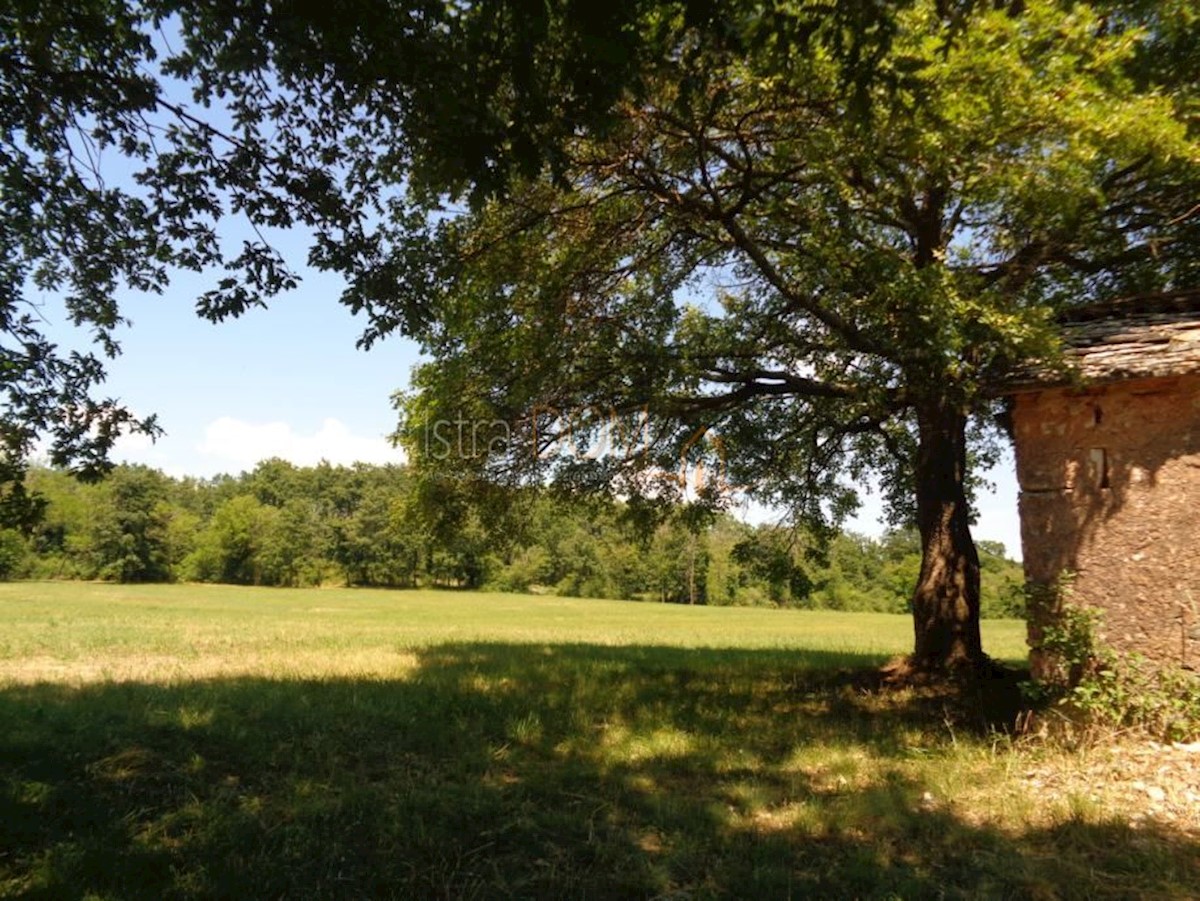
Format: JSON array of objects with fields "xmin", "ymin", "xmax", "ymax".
[
  {"xmin": 0, "ymin": 581, "xmax": 1029, "ymax": 681},
  {"xmin": 0, "ymin": 582, "xmax": 1196, "ymax": 899}
]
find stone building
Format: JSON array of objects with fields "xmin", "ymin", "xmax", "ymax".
[{"xmin": 1008, "ymin": 297, "xmax": 1200, "ymax": 672}]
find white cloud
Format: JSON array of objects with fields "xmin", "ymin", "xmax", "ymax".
[{"xmin": 196, "ymin": 416, "xmax": 405, "ymax": 471}]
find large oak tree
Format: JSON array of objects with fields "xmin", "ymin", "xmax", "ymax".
[{"xmin": 393, "ymin": 1, "xmax": 1200, "ymax": 669}]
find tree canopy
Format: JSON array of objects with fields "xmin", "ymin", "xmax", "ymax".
[{"xmin": 4, "ymin": 0, "xmax": 1200, "ymax": 668}]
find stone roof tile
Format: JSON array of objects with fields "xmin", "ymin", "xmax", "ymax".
[{"xmin": 1007, "ymin": 292, "xmax": 1200, "ymax": 390}]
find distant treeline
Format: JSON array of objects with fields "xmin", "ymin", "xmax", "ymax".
[{"xmin": 0, "ymin": 461, "xmax": 1025, "ymax": 617}]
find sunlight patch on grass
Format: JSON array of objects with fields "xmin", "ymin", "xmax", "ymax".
[
  {"xmin": 599, "ymin": 725, "xmax": 698, "ymax": 765},
  {"xmin": 746, "ymin": 800, "xmax": 816, "ymax": 835}
]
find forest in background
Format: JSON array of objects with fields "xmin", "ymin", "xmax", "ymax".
[{"xmin": 0, "ymin": 461, "xmax": 1025, "ymax": 618}]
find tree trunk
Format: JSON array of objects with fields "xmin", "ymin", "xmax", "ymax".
[
  {"xmin": 687, "ymin": 536, "xmax": 697, "ymax": 605},
  {"xmin": 910, "ymin": 399, "xmax": 984, "ymax": 671}
]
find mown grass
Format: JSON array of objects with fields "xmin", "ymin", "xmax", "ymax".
[{"xmin": 1, "ymin": 583, "xmax": 1196, "ymax": 899}]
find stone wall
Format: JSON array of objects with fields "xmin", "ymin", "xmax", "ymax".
[{"xmin": 1012, "ymin": 372, "xmax": 1200, "ymax": 672}]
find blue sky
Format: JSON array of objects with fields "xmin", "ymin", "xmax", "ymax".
[{"xmin": 39, "ymin": 258, "xmax": 416, "ymax": 476}]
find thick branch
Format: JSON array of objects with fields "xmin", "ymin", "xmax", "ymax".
[{"xmin": 701, "ymin": 367, "xmax": 858, "ymax": 398}]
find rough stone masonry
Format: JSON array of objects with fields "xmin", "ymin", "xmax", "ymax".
[{"xmin": 1008, "ymin": 298, "xmax": 1200, "ymax": 672}]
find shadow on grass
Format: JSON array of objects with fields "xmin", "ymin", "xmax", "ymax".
[{"xmin": 1, "ymin": 645, "xmax": 1196, "ymax": 900}]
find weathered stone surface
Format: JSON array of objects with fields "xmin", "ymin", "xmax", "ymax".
[{"xmin": 1011, "ymin": 372, "xmax": 1200, "ymax": 671}]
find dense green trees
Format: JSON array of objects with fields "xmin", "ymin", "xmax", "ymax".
[{"xmin": 2, "ymin": 460, "xmax": 1024, "ymax": 616}]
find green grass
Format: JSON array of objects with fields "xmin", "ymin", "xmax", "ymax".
[
  {"xmin": 0, "ymin": 581, "xmax": 1029, "ymax": 680},
  {"xmin": 0, "ymin": 583, "xmax": 1196, "ymax": 900}
]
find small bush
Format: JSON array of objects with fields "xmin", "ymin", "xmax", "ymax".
[{"xmin": 1028, "ymin": 602, "xmax": 1200, "ymax": 742}]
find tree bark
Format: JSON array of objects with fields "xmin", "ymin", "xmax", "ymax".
[{"xmin": 910, "ymin": 399, "xmax": 984, "ymax": 671}]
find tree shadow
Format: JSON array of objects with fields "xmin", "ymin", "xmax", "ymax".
[{"xmin": 1, "ymin": 645, "xmax": 1196, "ymax": 899}]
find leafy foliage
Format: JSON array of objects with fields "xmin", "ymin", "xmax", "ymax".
[
  {"xmin": 87, "ymin": 465, "xmax": 176, "ymax": 582},
  {"xmin": 395, "ymin": 0, "xmax": 1200, "ymax": 513}
]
